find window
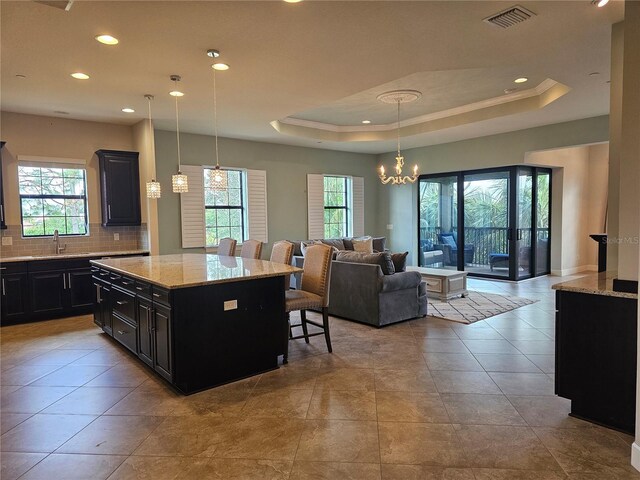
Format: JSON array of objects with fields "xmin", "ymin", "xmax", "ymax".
[
  {"xmin": 204, "ymin": 169, "xmax": 245, "ymax": 246},
  {"xmin": 323, "ymin": 175, "xmax": 349, "ymax": 238},
  {"xmin": 18, "ymin": 165, "xmax": 88, "ymax": 237}
]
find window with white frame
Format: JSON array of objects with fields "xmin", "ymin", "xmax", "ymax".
[
  {"xmin": 204, "ymin": 168, "xmax": 245, "ymax": 246},
  {"xmin": 323, "ymin": 175, "xmax": 349, "ymax": 238},
  {"xmin": 18, "ymin": 165, "xmax": 88, "ymax": 237}
]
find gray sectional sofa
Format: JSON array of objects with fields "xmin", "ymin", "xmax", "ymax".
[{"xmin": 290, "ymin": 237, "xmax": 428, "ymax": 327}]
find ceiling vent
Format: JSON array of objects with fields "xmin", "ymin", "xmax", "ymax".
[{"xmin": 483, "ymin": 5, "xmax": 536, "ymax": 29}]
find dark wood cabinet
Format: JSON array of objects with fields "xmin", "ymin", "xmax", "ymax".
[
  {"xmin": 69, "ymin": 268, "xmax": 95, "ymax": 309},
  {"xmin": 137, "ymin": 297, "xmax": 153, "ymax": 367},
  {"xmin": 96, "ymin": 149, "xmax": 141, "ymax": 227},
  {"xmin": 1, "ymin": 141, "xmax": 6, "ymax": 229},
  {"xmin": 1, "ymin": 273, "xmax": 29, "ymax": 321},
  {"xmin": 152, "ymin": 302, "xmax": 172, "ymax": 381},
  {"xmin": 30, "ymin": 270, "xmax": 67, "ymax": 316}
]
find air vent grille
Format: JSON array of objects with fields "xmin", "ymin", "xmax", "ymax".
[{"xmin": 484, "ymin": 5, "xmax": 536, "ymax": 29}]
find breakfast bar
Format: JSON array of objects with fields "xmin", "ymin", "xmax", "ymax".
[{"xmin": 90, "ymin": 254, "xmax": 301, "ymax": 394}]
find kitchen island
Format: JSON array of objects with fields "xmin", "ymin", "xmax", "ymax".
[{"xmin": 90, "ymin": 254, "xmax": 301, "ymax": 394}]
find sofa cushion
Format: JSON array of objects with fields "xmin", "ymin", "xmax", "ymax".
[
  {"xmin": 372, "ymin": 237, "xmax": 387, "ymax": 253},
  {"xmin": 301, "ymin": 240, "xmax": 323, "ymax": 256},
  {"xmin": 352, "ymin": 236, "xmax": 374, "ymax": 253},
  {"xmin": 342, "ymin": 238, "xmax": 354, "ymax": 250},
  {"xmin": 380, "ymin": 271, "xmax": 422, "ymax": 292},
  {"xmin": 321, "ymin": 238, "xmax": 346, "ymax": 250},
  {"xmin": 391, "ymin": 251, "xmax": 409, "ymax": 272},
  {"xmin": 442, "ymin": 235, "xmax": 457, "ymax": 248},
  {"xmin": 336, "ymin": 251, "xmax": 395, "ymax": 275},
  {"xmin": 290, "ymin": 241, "xmax": 303, "ymax": 256}
]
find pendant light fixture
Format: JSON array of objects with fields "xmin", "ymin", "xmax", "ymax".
[
  {"xmin": 144, "ymin": 94, "xmax": 161, "ymax": 199},
  {"xmin": 209, "ymin": 52, "xmax": 228, "ymax": 191},
  {"xmin": 377, "ymin": 90, "xmax": 421, "ymax": 186},
  {"xmin": 170, "ymin": 75, "xmax": 188, "ymax": 193}
]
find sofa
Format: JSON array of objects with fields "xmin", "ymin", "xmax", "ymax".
[
  {"xmin": 290, "ymin": 237, "xmax": 428, "ymax": 327},
  {"xmin": 419, "ymin": 239, "xmax": 444, "ymax": 267}
]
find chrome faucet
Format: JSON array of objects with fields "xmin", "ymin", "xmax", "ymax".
[{"xmin": 53, "ymin": 229, "xmax": 66, "ymax": 255}]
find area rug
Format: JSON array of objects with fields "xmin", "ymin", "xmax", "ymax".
[{"xmin": 428, "ymin": 291, "xmax": 537, "ymax": 324}]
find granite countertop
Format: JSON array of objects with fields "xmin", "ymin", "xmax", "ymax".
[
  {"xmin": 91, "ymin": 253, "xmax": 302, "ymax": 289},
  {"xmin": 552, "ymin": 271, "xmax": 638, "ymax": 299},
  {"xmin": 0, "ymin": 250, "xmax": 149, "ymax": 263}
]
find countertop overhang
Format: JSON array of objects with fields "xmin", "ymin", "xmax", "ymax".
[
  {"xmin": 552, "ymin": 271, "xmax": 638, "ymax": 299},
  {"xmin": 91, "ymin": 253, "xmax": 302, "ymax": 289}
]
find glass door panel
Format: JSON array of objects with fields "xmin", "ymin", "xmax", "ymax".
[
  {"xmin": 418, "ymin": 175, "xmax": 457, "ymax": 269},
  {"xmin": 535, "ymin": 171, "xmax": 551, "ymax": 275},
  {"xmin": 517, "ymin": 168, "xmax": 534, "ymax": 279},
  {"xmin": 462, "ymin": 170, "xmax": 510, "ymax": 277}
]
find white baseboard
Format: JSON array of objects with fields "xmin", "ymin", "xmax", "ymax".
[
  {"xmin": 551, "ymin": 265, "xmax": 598, "ymax": 276},
  {"xmin": 631, "ymin": 442, "xmax": 640, "ymax": 471}
]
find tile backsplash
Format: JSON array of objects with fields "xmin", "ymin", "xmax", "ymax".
[{"xmin": 0, "ymin": 223, "xmax": 148, "ymax": 257}]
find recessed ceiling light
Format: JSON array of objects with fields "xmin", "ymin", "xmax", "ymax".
[
  {"xmin": 593, "ymin": 0, "xmax": 609, "ymax": 7},
  {"xmin": 95, "ymin": 34, "xmax": 119, "ymax": 45},
  {"xmin": 284, "ymin": 0, "xmax": 303, "ymax": 3},
  {"xmin": 122, "ymin": 108, "xmax": 135, "ymax": 113},
  {"xmin": 71, "ymin": 72, "xmax": 90, "ymax": 80},
  {"xmin": 207, "ymin": 49, "xmax": 220, "ymax": 58},
  {"xmin": 169, "ymin": 90, "xmax": 184, "ymax": 97},
  {"xmin": 514, "ymin": 77, "xmax": 528, "ymax": 84},
  {"xmin": 212, "ymin": 63, "xmax": 230, "ymax": 71},
  {"xmin": 362, "ymin": 120, "xmax": 371, "ymax": 124}
]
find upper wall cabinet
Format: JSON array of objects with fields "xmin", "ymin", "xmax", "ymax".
[
  {"xmin": 1, "ymin": 141, "xmax": 6, "ymax": 229},
  {"xmin": 96, "ymin": 149, "xmax": 141, "ymax": 227}
]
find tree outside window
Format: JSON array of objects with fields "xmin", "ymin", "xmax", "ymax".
[
  {"xmin": 204, "ymin": 169, "xmax": 245, "ymax": 246},
  {"xmin": 324, "ymin": 176, "xmax": 349, "ymax": 238}
]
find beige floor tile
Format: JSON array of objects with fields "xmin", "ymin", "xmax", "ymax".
[
  {"xmin": 441, "ymin": 394, "xmax": 527, "ymax": 426},
  {"xmin": 374, "ymin": 368, "xmax": 437, "ymax": 392},
  {"xmin": 85, "ymin": 364, "xmax": 151, "ymax": 388},
  {"xmin": 451, "ymin": 328, "xmax": 505, "ymax": 340},
  {"xmin": 29, "ymin": 364, "xmax": 111, "ymax": 387},
  {"xmin": 255, "ymin": 366, "xmax": 318, "ymax": 391},
  {"xmin": 212, "ymin": 417, "xmax": 306, "ymax": 461},
  {"xmin": 18, "ymin": 453, "xmax": 125, "ymax": 480},
  {"xmin": 57, "ymin": 415, "xmax": 163, "ymax": 455},
  {"xmin": 0, "ymin": 413, "xmax": 32, "ymax": 435},
  {"xmin": 492, "ymin": 328, "xmax": 551, "ymax": 341},
  {"xmin": 373, "ymin": 350, "xmax": 427, "ymax": 370},
  {"xmin": 241, "ymin": 388, "xmax": 313, "ymax": 418},
  {"xmin": 42, "ymin": 386, "xmax": 133, "ymax": 415},
  {"xmin": 306, "ymin": 389, "xmax": 377, "ymax": 420},
  {"xmin": 453, "ymin": 424, "xmax": 562, "ymax": 471},
  {"xmin": 105, "ymin": 383, "xmax": 193, "ymax": 417},
  {"xmin": 314, "ymin": 368, "xmax": 375, "ymax": 391},
  {"xmin": 0, "ymin": 364, "xmax": 62, "ymax": 386},
  {"xmin": 507, "ymin": 396, "xmax": 590, "ymax": 429},
  {"xmin": 203, "ymin": 458, "xmax": 293, "ymax": 480},
  {"xmin": 431, "ymin": 371, "xmax": 501, "ymax": 394},
  {"xmin": 424, "ymin": 353, "xmax": 484, "ymax": 371},
  {"xmin": 106, "ymin": 456, "xmax": 211, "ymax": 480},
  {"xmin": 510, "ymin": 341, "xmax": 555, "ymax": 355},
  {"xmin": 489, "ymin": 372, "xmax": 555, "ymax": 396},
  {"xmin": 0, "ymin": 413, "xmax": 96, "ymax": 453},
  {"xmin": 474, "ymin": 354, "xmax": 542, "ymax": 373},
  {"xmin": 376, "ymin": 391, "xmax": 450, "ymax": 423},
  {"xmin": 380, "ymin": 464, "xmax": 476, "ymax": 480},
  {"xmin": 411, "ymin": 326, "xmax": 460, "ymax": 339},
  {"xmin": 462, "ymin": 340, "xmax": 521, "ymax": 355},
  {"xmin": 296, "ymin": 419, "xmax": 380, "ymax": 463},
  {"xmin": 526, "ymin": 354, "xmax": 555, "ymax": 373},
  {"xmin": 378, "ymin": 422, "xmax": 467, "ymax": 466},
  {"xmin": 68, "ymin": 348, "xmax": 128, "ymax": 366},
  {"xmin": 290, "ymin": 461, "xmax": 381, "ymax": 480},
  {"xmin": 21, "ymin": 349, "xmax": 93, "ymax": 366},
  {"xmin": 417, "ymin": 339, "xmax": 471, "ymax": 354},
  {"xmin": 473, "ymin": 468, "xmax": 568, "ymax": 479},
  {"xmin": 0, "ymin": 385, "xmax": 76, "ymax": 413},
  {"xmin": 181, "ymin": 388, "xmax": 250, "ymax": 417},
  {"xmin": 0, "ymin": 452, "xmax": 46, "ymax": 480}
]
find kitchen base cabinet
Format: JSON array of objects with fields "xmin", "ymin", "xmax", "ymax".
[
  {"xmin": 69, "ymin": 268, "xmax": 95, "ymax": 309},
  {"xmin": 29, "ymin": 271, "xmax": 67, "ymax": 316},
  {"xmin": 137, "ymin": 297, "xmax": 153, "ymax": 367},
  {"xmin": 1, "ymin": 272, "xmax": 29, "ymax": 322},
  {"xmin": 152, "ymin": 302, "xmax": 172, "ymax": 382}
]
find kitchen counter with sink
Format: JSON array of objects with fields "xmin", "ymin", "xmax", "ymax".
[{"xmin": 0, "ymin": 249, "xmax": 149, "ymax": 263}]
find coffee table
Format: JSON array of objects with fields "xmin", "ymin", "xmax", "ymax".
[{"xmin": 406, "ymin": 266, "xmax": 468, "ymax": 301}]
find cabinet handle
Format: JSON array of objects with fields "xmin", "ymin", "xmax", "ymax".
[
  {"xmin": 1, "ymin": 204, "xmax": 4, "ymax": 222},
  {"xmin": 117, "ymin": 330, "xmax": 127, "ymax": 335},
  {"xmin": 147, "ymin": 306, "xmax": 152, "ymax": 334},
  {"xmin": 108, "ymin": 205, "xmax": 112, "ymax": 220},
  {"xmin": 0, "ymin": 267, "xmax": 6, "ymax": 270},
  {"xmin": 152, "ymin": 293, "xmax": 161, "ymax": 298},
  {"xmin": 136, "ymin": 286, "xmax": 143, "ymax": 291},
  {"xmin": 2, "ymin": 278, "xmax": 5, "ymax": 296},
  {"xmin": 63, "ymin": 273, "xmax": 67, "ymax": 290},
  {"xmin": 68, "ymin": 273, "xmax": 72, "ymax": 289},
  {"xmin": 116, "ymin": 300, "xmax": 128, "ymax": 305},
  {"xmin": 96, "ymin": 284, "xmax": 101, "ymax": 303}
]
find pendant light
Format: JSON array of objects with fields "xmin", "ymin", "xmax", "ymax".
[
  {"xmin": 144, "ymin": 94, "xmax": 161, "ymax": 199},
  {"xmin": 170, "ymin": 75, "xmax": 188, "ymax": 193},
  {"xmin": 209, "ymin": 58, "xmax": 228, "ymax": 191}
]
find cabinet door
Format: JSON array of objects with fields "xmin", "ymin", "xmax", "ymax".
[
  {"xmin": 101, "ymin": 283, "xmax": 112, "ymax": 335},
  {"xmin": 97, "ymin": 150, "xmax": 141, "ymax": 226},
  {"xmin": 137, "ymin": 298, "xmax": 153, "ymax": 367},
  {"xmin": 152, "ymin": 303, "xmax": 172, "ymax": 381},
  {"xmin": 93, "ymin": 281, "xmax": 104, "ymax": 328},
  {"xmin": 68, "ymin": 268, "xmax": 95, "ymax": 309},
  {"xmin": 30, "ymin": 271, "xmax": 66, "ymax": 315},
  {"xmin": 1, "ymin": 273, "xmax": 29, "ymax": 322}
]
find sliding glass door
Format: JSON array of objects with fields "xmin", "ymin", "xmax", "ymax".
[{"xmin": 418, "ymin": 166, "xmax": 552, "ymax": 280}]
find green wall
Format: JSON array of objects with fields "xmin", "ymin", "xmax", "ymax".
[
  {"xmin": 154, "ymin": 130, "xmax": 383, "ymax": 255},
  {"xmin": 375, "ymin": 115, "xmax": 610, "ymax": 263}
]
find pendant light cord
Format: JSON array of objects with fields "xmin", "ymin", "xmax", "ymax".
[
  {"xmin": 213, "ymin": 69, "xmax": 220, "ymax": 168},
  {"xmin": 147, "ymin": 96, "xmax": 153, "ymax": 171},
  {"xmin": 174, "ymin": 80, "xmax": 182, "ymax": 171}
]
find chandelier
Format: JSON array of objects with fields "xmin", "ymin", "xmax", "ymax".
[
  {"xmin": 377, "ymin": 90, "xmax": 421, "ymax": 185},
  {"xmin": 170, "ymin": 75, "xmax": 188, "ymax": 193},
  {"xmin": 144, "ymin": 94, "xmax": 161, "ymax": 199}
]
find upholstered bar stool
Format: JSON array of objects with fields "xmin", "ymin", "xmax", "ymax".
[
  {"xmin": 217, "ymin": 237, "xmax": 237, "ymax": 256},
  {"xmin": 283, "ymin": 243, "xmax": 333, "ymax": 364},
  {"xmin": 240, "ymin": 239, "xmax": 263, "ymax": 259},
  {"xmin": 270, "ymin": 240, "xmax": 294, "ymax": 285}
]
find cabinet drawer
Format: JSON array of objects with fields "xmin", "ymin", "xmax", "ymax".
[
  {"xmin": 112, "ymin": 314, "xmax": 137, "ymax": 354},
  {"xmin": 0, "ymin": 262, "xmax": 28, "ymax": 274},
  {"xmin": 115, "ymin": 276, "xmax": 136, "ymax": 293},
  {"xmin": 112, "ymin": 287, "xmax": 136, "ymax": 323},
  {"xmin": 424, "ymin": 277, "xmax": 443, "ymax": 293},
  {"xmin": 97, "ymin": 269, "xmax": 111, "ymax": 281},
  {"xmin": 151, "ymin": 286, "xmax": 170, "ymax": 306},
  {"xmin": 134, "ymin": 281, "xmax": 151, "ymax": 298}
]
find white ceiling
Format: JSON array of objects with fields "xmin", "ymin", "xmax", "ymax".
[{"xmin": 0, "ymin": 1, "xmax": 623, "ymax": 154}]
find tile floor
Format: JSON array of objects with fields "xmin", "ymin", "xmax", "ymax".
[{"xmin": 1, "ymin": 274, "xmax": 639, "ymax": 479}]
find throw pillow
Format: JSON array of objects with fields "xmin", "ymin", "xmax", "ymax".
[
  {"xmin": 352, "ymin": 236, "xmax": 373, "ymax": 253},
  {"xmin": 321, "ymin": 239, "xmax": 346, "ymax": 250},
  {"xmin": 441, "ymin": 235, "xmax": 457, "ymax": 248},
  {"xmin": 372, "ymin": 237, "xmax": 387, "ymax": 253},
  {"xmin": 300, "ymin": 240, "xmax": 323, "ymax": 256},
  {"xmin": 335, "ymin": 251, "xmax": 395, "ymax": 275},
  {"xmin": 391, "ymin": 251, "xmax": 409, "ymax": 272},
  {"xmin": 342, "ymin": 238, "xmax": 354, "ymax": 250}
]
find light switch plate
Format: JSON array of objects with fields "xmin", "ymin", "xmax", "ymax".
[
  {"xmin": 387, "ymin": 224, "xmax": 393, "ymax": 230},
  {"xmin": 113, "ymin": 233, "xmax": 119, "ymax": 241},
  {"xmin": 1, "ymin": 236, "xmax": 12, "ymax": 246},
  {"xmin": 223, "ymin": 300, "xmax": 238, "ymax": 311}
]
